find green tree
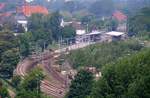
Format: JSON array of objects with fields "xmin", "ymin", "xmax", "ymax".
[
  {"xmin": 89, "ymin": 0, "xmax": 114, "ymax": 17},
  {"xmin": 11, "ymin": 75, "xmax": 21, "ymax": 88},
  {"xmin": 0, "ymin": 31, "xmax": 19, "ymax": 78},
  {"xmin": 62, "ymin": 26, "xmax": 76, "ymax": 38},
  {"xmin": 0, "ymin": 49, "xmax": 19, "ymax": 78},
  {"xmin": 28, "ymin": 14, "xmax": 52, "ymax": 45},
  {"xmin": 0, "ymin": 81, "xmax": 10, "ymax": 98},
  {"xmin": 109, "ymin": 19, "xmax": 118, "ymax": 31},
  {"xmin": 16, "ymin": 89, "xmax": 51, "ymax": 98},
  {"xmin": 68, "ymin": 40, "xmax": 143, "ymax": 68},
  {"xmin": 16, "ymin": 90, "xmax": 40, "ymax": 98},
  {"xmin": 49, "ymin": 11, "xmax": 62, "ymax": 41},
  {"xmin": 21, "ymin": 67, "xmax": 44, "ymax": 91},
  {"xmin": 0, "ymin": 31, "xmax": 18, "ymax": 57},
  {"xmin": 67, "ymin": 70, "xmax": 94, "ymax": 98},
  {"xmin": 128, "ymin": 7, "xmax": 150, "ymax": 37},
  {"xmin": 19, "ymin": 34, "xmax": 30, "ymax": 58},
  {"xmin": 16, "ymin": 67, "xmax": 46, "ymax": 98},
  {"xmin": 90, "ymin": 49, "xmax": 150, "ymax": 98},
  {"xmin": 64, "ymin": 1, "xmax": 76, "ymax": 13}
]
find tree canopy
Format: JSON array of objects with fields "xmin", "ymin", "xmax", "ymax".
[
  {"xmin": 0, "ymin": 31, "xmax": 19, "ymax": 78},
  {"xmin": 67, "ymin": 70, "xmax": 94, "ymax": 98},
  {"xmin": 90, "ymin": 49, "xmax": 150, "ymax": 98},
  {"xmin": 128, "ymin": 7, "xmax": 150, "ymax": 37},
  {"xmin": 67, "ymin": 40, "xmax": 143, "ymax": 69},
  {"xmin": 89, "ymin": 0, "xmax": 114, "ymax": 17},
  {"xmin": 16, "ymin": 67, "xmax": 46, "ymax": 98}
]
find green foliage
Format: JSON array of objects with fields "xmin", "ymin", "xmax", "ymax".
[
  {"xmin": 11, "ymin": 75, "xmax": 21, "ymax": 88},
  {"xmin": 16, "ymin": 89, "xmax": 51, "ymax": 98},
  {"xmin": 64, "ymin": 1, "xmax": 76, "ymax": 13},
  {"xmin": 0, "ymin": 31, "xmax": 18, "ymax": 57},
  {"xmin": 89, "ymin": 0, "xmax": 114, "ymax": 17},
  {"xmin": 109, "ymin": 19, "xmax": 119, "ymax": 31},
  {"xmin": 62, "ymin": 26, "xmax": 76, "ymax": 38},
  {"xmin": 0, "ymin": 31, "xmax": 19, "ymax": 78},
  {"xmin": 16, "ymin": 90, "xmax": 40, "ymax": 98},
  {"xmin": 82, "ymin": 17, "xmax": 118, "ymax": 32},
  {"xmin": 67, "ymin": 40, "xmax": 143, "ymax": 69},
  {"xmin": 81, "ymin": 15, "xmax": 94, "ymax": 25},
  {"xmin": 128, "ymin": 7, "xmax": 150, "ymax": 37},
  {"xmin": 0, "ymin": 87, "xmax": 10, "ymax": 98},
  {"xmin": 0, "ymin": 81, "xmax": 10, "ymax": 98},
  {"xmin": 28, "ymin": 14, "xmax": 53, "ymax": 42},
  {"xmin": 67, "ymin": 70, "xmax": 94, "ymax": 98},
  {"xmin": 49, "ymin": 11, "xmax": 62, "ymax": 41},
  {"xmin": 15, "ymin": 67, "xmax": 48, "ymax": 98},
  {"xmin": 21, "ymin": 67, "xmax": 44, "ymax": 91},
  {"xmin": 27, "ymin": 12, "xmax": 62, "ymax": 50},
  {"xmin": 0, "ymin": 49, "xmax": 19, "ymax": 78},
  {"xmin": 19, "ymin": 34, "xmax": 30, "ymax": 58},
  {"xmin": 90, "ymin": 49, "xmax": 150, "ymax": 98}
]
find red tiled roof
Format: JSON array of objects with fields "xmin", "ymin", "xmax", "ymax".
[
  {"xmin": 113, "ymin": 11, "xmax": 127, "ymax": 21},
  {"xmin": 21, "ymin": 5, "xmax": 49, "ymax": 17},
  {"xmin": 0, "ymin": 12, "xmax": 11, "ymax": 17},
  {"xmin": 0, "ymin": 3, "xmax": 5, "ymax": 10}
]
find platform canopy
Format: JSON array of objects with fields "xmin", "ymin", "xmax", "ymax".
[{"xmin": 106, "ymin": 31, "xmax": 125, "ymax": 36}]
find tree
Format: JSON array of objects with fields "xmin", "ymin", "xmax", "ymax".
[
  {"xmin": 109, "ymin": 19, "xmax": 118, "ymax": 31},
  {"xmin": 67, "ymin": 70, "xmax": 94, "ymax": 98},
  {"xmin": 0, "ymin": 49, "xmax": 19, "ymax": 78},
  {"xmin": 28, "ymin": 14, "xmax": 52, "ymax": 44},
  {"xmin": 16, "ymin": 90, "xmax": 40, "ymax": 98},
  {"xmin": 62, "ymin": 26, "xmax": 76, "ymax": 39},
  {"xmin": 81, "ymin": 15, "xmax": 94, "ymax": 25},
  {"xmin": 49, "ymin": 11, "xmax": 62, "ymax": 41},
  {"xmin": 0, "ymin": 31, "xmax": 18, "ymax": 57},
  {"xmin": 64, "ymin": 1, "xmax": 76, "ymax": 13},
  {"xmin": 128, "ymin": 7, "xmax": 150, "ymax": 37},
  {"xmin": 16, "ymin": 90, "xmax": 51, "ymax": 98},
  {"xmin": 11, "ymin": 75, "xmax": 21, "ymax": 88},
  {"xmin": 90, "ymin": 49, "xmax": 150, "ymax": 98},
  {"xmin": 19, "ymin": 34, "xmax": 30, "ymax": 58},
  {"xmin": 21, "ymin": 67, "xmax": 44, "ymax": 91},
  {"xmin": 68, "ymin": 40, "xmax": 143, "ymax": 68},
  {"xmin": 0, "ymin": 81, "xmax": 10, "ymax": 98},
  {"xmin": 89, "ymin": 0, "xmax": 114, "ymax": 17},
  {"xmin": 16, "ymin": 67, "xmax": 46, "ymax": 98},
  {"xmin": 0, "ymin": 31, "xmax": 19, "ymax": 78}
]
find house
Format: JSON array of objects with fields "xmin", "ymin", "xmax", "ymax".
[
  {"xmin": 60, "ymin": 19, "xmax": 84, "ymax": 29},
  {"xmin": 60, "ymin": 19, "xmax": 72, "ymax": 27},
  {"xmin": 76, "ymin": 30, "xmax": 86, "ymax": 43},
  {"xmin": 112, "ymin": 11, "xmax": 127, "ymax": 32},
  {"xmin": 75, "ymin": 30, "xmax": 105, "ymax": 43},
  {"xmin": 113, "ymin": 11, "xmax": 127, "ymax": 22},
  {"xmin": 14, "ymin": 5, "xmax": 49, "ymax": 32},
  {"xmin": 15, "ymin": 14, "xmax": 28, "ymax": 32},
  {"xmin": 85, "ymin": 30, "xmax": 104, "ymax": 42},
  {"xmin": 19, "ymin": 5, "xmax": 49, "ymax": 17},
  {"xmin": 105, "ymin": 31, "xmax": 126, "ymax": 42}
]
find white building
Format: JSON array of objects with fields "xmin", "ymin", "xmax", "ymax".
[
  {"xmin": 86, "ymin": 30, "xmax": 104, "ymax": 42},
  {"xmin": 76, "ymin": 30, "xmax": 86, "ymax": 43},
  {"xmin": 105, "ymin": 31, "xmax": 126, "ymax": 42},
  {"xmin": 15, "ymin": 14, "xmax": 28, "ymax": 32},
  {"xmin": 60, "ymin": 19, "xmax": 72, "ymax": 27}
]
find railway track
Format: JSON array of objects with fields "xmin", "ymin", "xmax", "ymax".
[{"xmin": 16, "ymin": 51, "xmax": 67, "ymax": 98}]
